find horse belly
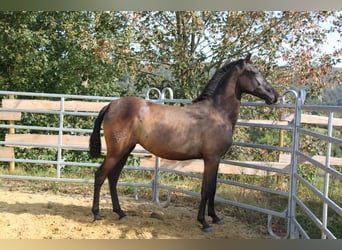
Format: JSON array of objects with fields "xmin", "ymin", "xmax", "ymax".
[
  {"xmin": 138, "ymin": 133, "xmax": 202, "ymax": 160},
  {"xmin": 137, "ymin": 120, "xmax": 203, "ymax": 160}
]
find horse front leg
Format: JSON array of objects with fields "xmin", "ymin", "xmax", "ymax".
[
  {"xmin": 197, "ymin": 157, "xmax": 221, "ymax": 232},
  {"xmin": 208, "ymin": 175, "xmax": 222, "ymax": 225},
  {"xmin": 197, "ymin": 197, "xmax": 211, "ymax": 232}
]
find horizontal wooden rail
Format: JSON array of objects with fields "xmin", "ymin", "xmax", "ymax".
[
  {"xmin": 4, "ymin": 132, "xmax": 342, "ymax": 174},
  {"xmin": 279, "ymin": 153, "xmax": 342, "ymax": 166},
  {"xmin": 3, "ymin": 133, "xmax": 291, "ymax": 175},
  {"xmin": 0, "ymin": 147, "xmax": 14, "ymax": 159},
  {"xmin": 4, "ymin": 133, "xmax": 150, "ymax": 156},
  {"xmin": 283, "ymin": 114, "xmax": 342, "ymax": 126},
  {"xmin": 5, "ymin": 133, "xmax": 98, "ymax": 149},
  {"xmin": 2, "ymin": 99, "xmax": 109, "ymax": 112},
  {"xmin": 140, "ymin": 157, "xmax": 290, "ymax": 175},
  {"xmin": 0, "ymin": 111, "xmax": 21, "ymax": 121}
]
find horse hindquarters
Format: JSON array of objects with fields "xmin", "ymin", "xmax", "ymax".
[{"xmin": 91, "ymin": 100, "xmax": 140, "ymax": 221}]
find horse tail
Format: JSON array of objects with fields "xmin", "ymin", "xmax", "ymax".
[{"xmin": 89, "ymin": 104, "xmax": 110, "ymax": 158}]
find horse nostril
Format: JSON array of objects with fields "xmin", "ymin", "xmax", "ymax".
[{"xmin": 274, "ymin": 91, "xmax": 279, "ymax": 102}]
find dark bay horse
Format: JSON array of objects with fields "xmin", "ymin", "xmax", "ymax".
[{"xmin": 89, "ymin": 53, "xmax": 279, "ymax": 232}]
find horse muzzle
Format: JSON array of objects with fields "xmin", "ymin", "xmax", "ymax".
[{"xmin": 265, "ymin": 89, "xmax": 279, "ymax": 105}]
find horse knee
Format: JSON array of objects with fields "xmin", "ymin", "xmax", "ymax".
[{"xmin": 94, "ymin": 168, "xmax": 104, "ymax": 181}]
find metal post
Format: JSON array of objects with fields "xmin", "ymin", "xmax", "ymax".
[
  {"xmin": 145, "ymin": 87, "xmax": 161, "ymax": 101},
  {"xmin": 146, "ymin": 87, "xmax": 162, "ymax": 203},
  {"xmin": 153, "ymin": 156, "xmax": 161, "ymax": 203},
  {"xmin": 322, "ymin": 111, "xmax": 333, "ymax": 239},
  {"xmin": 9, "ymin": 94, "xmax": 15, "ymax": 172},
  {"xmin": 289, "ymin": 89, "xmax": 305, "ymax": 239},
  {"xmin": 281, "ymin": 89, "xmax": 305, "ymax": 239},
  {"xmin": 288, "ymin": 102, "xmax": 300, "ymax": 238},
  {"xmin": 161, "ymin": 87, "xmax": 174, "ymax": 100},
  {"xmin": 56, "ymin": 97, "xmax": 65, "ymax": 178},
  {"xmin": 146, "ymin": 87, "xmax": 174, "ymax": 204}
]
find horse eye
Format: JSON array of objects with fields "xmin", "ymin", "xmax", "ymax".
[{"xmin": 255, "ymin": 74, "xmax": 264, "ymax": 86}]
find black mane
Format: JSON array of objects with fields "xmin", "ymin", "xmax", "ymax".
[{"xmin": 193, "ymin": 59, "xmax": 244, "ymax": 103}]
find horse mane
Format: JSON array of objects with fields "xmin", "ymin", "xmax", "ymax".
[{"xmin": 193, "ymin": 58, "xmax": 244, "ymax": 103}]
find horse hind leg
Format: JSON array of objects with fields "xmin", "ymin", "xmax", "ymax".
[
  {"xmin": 107, "ymin": 149, "xmax": 134, "ymax": 220},
  {"xmin": 92, "ymin": 155, "xmax": 123, "ymax": 221}
]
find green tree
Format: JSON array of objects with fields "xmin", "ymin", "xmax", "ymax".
[
  {"xmin": 125, "ymin": 11, "xmax": 341, "ymax": 99},
  {"xmin": 323, "ymin": 84, "xmax": 342, "ymax": 106},
  {"xmin": 1, "ymin": 11, "xmax": 341, "ymax": 100},
  {"xmin": 0, "ymin": 11, "xmax": 134, "ymax": 96}
]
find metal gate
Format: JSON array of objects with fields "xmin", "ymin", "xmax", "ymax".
[
  {"xmin": 0, "ymin": 89, "xmax": 341, "ymax": 239},
  {"xmin": 284, "ymin": 89, "xmax": 342, "ymax": 239}
]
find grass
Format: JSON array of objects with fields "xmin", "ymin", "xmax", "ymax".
[
  {"xmin": 0, "ymin": 163, "xmax": 341, "ymax": 239},
  {"xmin": 295, "ymin": 177, "xmax": 342, "ymax": 238}
]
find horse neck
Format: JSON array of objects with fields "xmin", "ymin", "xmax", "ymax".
[{"xmin": 212, "ymin": 77, "xmax": 242, "ymax": 127}]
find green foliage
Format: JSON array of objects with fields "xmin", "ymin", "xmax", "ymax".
[
  {"xmin": 1, "ymin": 11, "xmax": 341, "ymax": 99},
  {"xmin": 298, "ymin": 164, "xmax": 318, "ymax": 183},
  {"xmin": 295, "ymin": 177, "xmax": 342, "ymax": 238},
  {"xmin": 322, "ymin": 83, "xmax": 342, "ymax": 106},
  {"xmin": 0, "ymin": 11, "xmax": 132, "ymax": 96}
]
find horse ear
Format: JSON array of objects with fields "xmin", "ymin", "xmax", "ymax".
[{"xmin": 245, "ymin": 53, "xmax": 252, "ymax": 63}]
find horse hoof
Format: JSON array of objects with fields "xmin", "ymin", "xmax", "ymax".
[
  {"xmin": 119, "ymin": 215, "xmax": 128, "ymax": 220},
  {"xmin": 202, "ymin": 227, "xmax": 213, "ymax": 233},
  {"xmin": 93, "ymin": 214, "xmax": 102, "ymax": 222},
  {"xmin": 213, "ymin": 220, "xmax": 223, "ymax": 225}
]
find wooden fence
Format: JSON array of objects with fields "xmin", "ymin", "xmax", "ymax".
[{"xmin": 2, "ymin": 97, "xmax": 342, "ymax": 176}]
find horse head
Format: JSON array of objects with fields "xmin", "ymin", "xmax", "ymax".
[{"xmin": 238, "ymin": 53, "xmax": 279, "ymax": 105}]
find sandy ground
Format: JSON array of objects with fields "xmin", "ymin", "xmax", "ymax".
[{"xmin": 0, "ymin": 181, "xmax": 270, "ymax": 239}]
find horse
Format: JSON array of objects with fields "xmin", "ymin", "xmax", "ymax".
[{"xmin": 89, "ymin": 53, "xmax": 279, "ymax": 232}]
